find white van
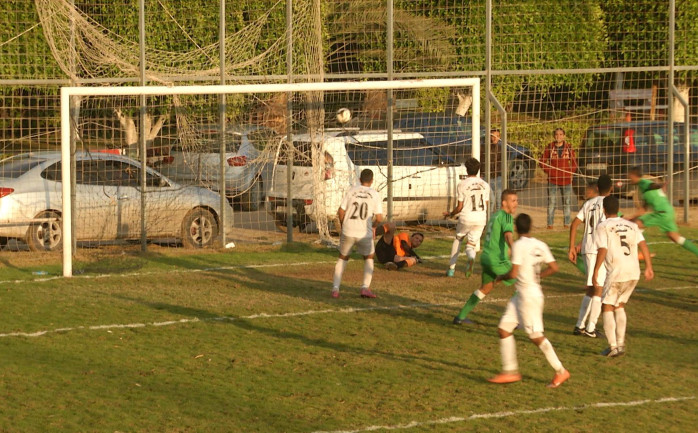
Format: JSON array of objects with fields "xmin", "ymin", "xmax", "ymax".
[{"xmin": 265, "ymin": 130, "xmax": 469, "ymax": 231}]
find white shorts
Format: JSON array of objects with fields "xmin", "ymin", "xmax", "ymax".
[
  {"xmin": 602, "ymin": 280, "xmax": 638, "ymax": 307},
  {"xmin": 339, "ymin": 233, "xmax": 374, "ymax": 257},
  {"xmin": 455, "ymin": 221, "xmax": 485, "ymax": 252},
  {"xmin": 584, "ymin": 253, "xmax": 607, "ymax": 287},
  {"xmin": 498, "ymin": 294, "xmax": 545, "ymax": 339}
]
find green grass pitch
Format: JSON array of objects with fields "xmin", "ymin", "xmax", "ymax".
[{"xmin": 0, "ymin": 227, "xmax": 696, "ymax": 432}]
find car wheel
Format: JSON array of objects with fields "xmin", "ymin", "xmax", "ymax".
[
  {"xmin": 181, "ymin": 208, "xmax": 218, "ymax": 248},
  {"xmin": 0, "ymin": 236, "xmax": 9, "ymax": 249},
  {"xmin": 26, "ymin": 210, "xmax": 63, "ymax": 252},
  {"xmin": 240, "ymin": 179, "xmax": 262, "ymax": 212},
  {"xmin": 508, "ymin": 159, "xmax": 531, "ymax": 190}
]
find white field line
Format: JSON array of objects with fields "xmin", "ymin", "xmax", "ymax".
[
  {"xmin": 1, "ymin": 238, "xmax": 683, "ymax": 287},
  {"xmin": 1, "ymin": 285, "xmax": 695, "ymax": 339},
  {"xmin": 310, "ymin": 396, "xmax": 696, "ymax": 433}
]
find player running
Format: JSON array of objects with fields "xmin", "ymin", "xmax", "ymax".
[
  {"xmin": 488, "ymin": 213, "xmax": 570, "ymax": 388},
  {"xmin": 593, "ymin": 196, "xmax": 654, "ymax": 357},
  {"xmin": 332, "ymin": 169, "xmax": 384, "ymax": 299},
  {"xmin": 453, "ymin": 189, "xmax": 518, "ymax": 324},
  {"xmin": 628, "ymin": 166, "xmax": 698, "ymax": 257},
  {"xmin": 568, "ymin": 174, "xmax": 613, "ymax": 338},
  {"xmin": 443, "ymin": 157, "xmax": 490, "ymax": 277}
]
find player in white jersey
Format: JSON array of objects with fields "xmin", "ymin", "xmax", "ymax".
[
  {"xmin": 443, "ymin": 157, "xmax": 491, "ymax": 277},
  {"xmin": 488, "ymin": 214, "xmax": 570, "ymax": 388},
  {"xmin": 568, "ymin": 174, "xmax": 613, "ymax": 338},
  {"xmin": 592, "ymin": 196, "xmax": 654, "ymax": 357},
  {"xmin": 332, "ymin": 169, "xmax": 384, "ymax": 299}
]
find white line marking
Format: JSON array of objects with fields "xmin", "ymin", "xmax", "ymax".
[
  {"xmin": 310, "ymin": 396, "xmax": 696, "ymax": 433},
  {"xmin": 1, "ymin": 285, "xmax": 694, "ymax": 339}
]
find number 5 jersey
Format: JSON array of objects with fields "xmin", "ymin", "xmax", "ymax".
[{"xmin": 594, "ymin": 217, "xmax": 644, "ymax": 284}]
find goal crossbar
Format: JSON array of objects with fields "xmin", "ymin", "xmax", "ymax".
[{"xmin": 60, "ymin": 78, "xmax": 480, "ymax": 276}]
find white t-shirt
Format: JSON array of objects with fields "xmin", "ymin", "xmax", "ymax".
[
  {"xmin": 339, "ymin": 184, "xmax": 383, "ymax": 238},
  {"xmin": 576, "ymin": 196, "xmax": 606, "ymax": 254},
  {"xmin": 511, "ymin": 236, "xmax": 556, "ymax": 299},
  {"xmin": 456, "ymin": 176, "xmax": 490, "ymax": 225},
  {"xmin": 594, "ymin": 217, "xmax": 644, "ymax": 283}
]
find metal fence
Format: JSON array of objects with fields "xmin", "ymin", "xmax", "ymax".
[{"xmin": 1, "ymin": 0, "xmax": 696, "ymax": 255}]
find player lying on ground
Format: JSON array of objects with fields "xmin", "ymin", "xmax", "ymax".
[
  {"xmin": 332, "ymin": 169, "xmax": 384, "ymax": 299},
  {"xmin": 374, "ymin": 223, "xmax": 424, "ymax": 270},
  {"xmin": 628, "ymin": 166, "xmax": 698, "ymax": 257},
  {"xmin": 453, "ymin": 189, "xmax": 518, "ymax": 325},
  {"xmin": 593, "ymin": 195, "xmax": 654, "ymax": 357},
  {"xmin": 487, "ymin": 213, "xmax": 570, "ymax": 388},
  {"xmin": 443, "ymin": 157, "xmax": 490, "ymax": 277},
  {"xmin": 568, "ymin": 174, "xmax": 613, "ymax": 338}
]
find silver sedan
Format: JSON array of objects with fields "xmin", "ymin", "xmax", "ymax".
[{"xmin": 0, "ymin": 151, "xmax": 233, "ymax": 251}]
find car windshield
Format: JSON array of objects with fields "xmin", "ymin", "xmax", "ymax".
[
  {"xmin": 0, "ymin": 154, "xmax": 46, "ymax": 178},
  {"xmin": 584, "ymin": 128, "xmax": 620, "ymax": 150}
]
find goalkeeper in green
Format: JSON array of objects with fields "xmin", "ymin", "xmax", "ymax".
[{"xmin": 628, "ymin": 166, "xmax": 698, "ymax": 257}]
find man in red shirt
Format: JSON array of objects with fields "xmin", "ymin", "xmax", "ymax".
[{"xmin": 540, "ymin": 128, "xmax": 578, "ymax": 229}]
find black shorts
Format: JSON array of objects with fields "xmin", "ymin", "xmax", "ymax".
[{"xmin": 375, "ymin": 237, "xmax": 397, "ymax": 264}]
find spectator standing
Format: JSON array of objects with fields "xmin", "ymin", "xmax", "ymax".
[{"xmin": 540, "ymin": 128, "xmax": 578, "ymax": 229}]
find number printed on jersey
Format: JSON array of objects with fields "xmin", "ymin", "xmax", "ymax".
[{"xmin": 349, "ymin": 201, "xmax": 369, "ymax": 220}]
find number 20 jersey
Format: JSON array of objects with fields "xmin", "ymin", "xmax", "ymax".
[
  {"xmin": 340, "ymin": 184, "xmax": 383, "ymax": 238},
  {"xmin": 456, "ymin": 177, "xmax": 491, "ymax": 226},
  {"xmin": 594, "ymin": 217, "xmax": 644, "ymax": 283}
]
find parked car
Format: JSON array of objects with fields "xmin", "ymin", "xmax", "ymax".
[
  {"xmin": 158, "ymin": 125, "xmax": 278, "ymax": 211},
  {"xmin": 394, "ymin": 113, "xmax": 535, "ymax": 189},
  {"xmin": 265, "ymin": 129, "xmax": 466, "ymax": 231},
  {"xmin": 0, "ymin": 151, "xmax": 233, "ymax": 251},
  {"xmin": 574, "ymin": 121, "xmax": 698, "ymax": 199}
]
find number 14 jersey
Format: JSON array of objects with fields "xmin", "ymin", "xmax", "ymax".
[
  {"xmin": 456, "ymin": 176, "xmax": 491, "ymax": 226},
  {"xmin": 340, "ymin": 185, "xmax": 383, "ymax": 238}
]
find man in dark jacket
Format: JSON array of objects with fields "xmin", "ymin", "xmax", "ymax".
[{"xmin": 540, "ymin": 128, "xmax": 578, "ymax": 229}]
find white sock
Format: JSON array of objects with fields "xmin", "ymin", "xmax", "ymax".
[
  {"xmin": 333, "ymin": 258, "xmax": 347, "ymax": 290},
  {"xmin": 361, "ymin": 259, "xmax": 374, "ymax": 289},
  {"xmin": 678, "ymin": 236, "xmax": 686, "ymax": 245},
  {"xmin": 449, "ymin": 238, "xmax": 462, "ymax": 269},
  {"xmin": 615, "ymin": 308, "xmax": 627, "ymax": 347},
  {"xmin": 474, "ymin": 289, "xmax": 486, "ymax": 300},
  {"xmin": 538, "ymin": 338, "xmax": 564, "ymax": 373},
  {"xmin": 603, "ymin": 310, "xmax": 617, "ymax": 348},
  {"xmin": 465, "ymin": 245, "xmax": 477, "ymax": 261},
  {"xmin": 500, "ymin": 335, "xmax": 518, "ymax": 373},
  {"xmin": 576, "ymin": 295, "xmax": 592, "ymax": 328},
  {"xmin": 586, "ymin": 296, "xmax": 602, "ymax": 333}
]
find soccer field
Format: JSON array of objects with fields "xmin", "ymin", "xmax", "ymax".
[{"xmin": 1, "ymin": 228, "xmax": 697, "ymax": 432}]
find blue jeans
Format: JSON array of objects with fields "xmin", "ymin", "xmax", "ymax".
[
  {"xmin": 547, "ymin": 183, "xmax": 572, "ymax": 227},
  {"xmin": 490, "ymin": 176, "xmax": 503, "ymax": 211}
]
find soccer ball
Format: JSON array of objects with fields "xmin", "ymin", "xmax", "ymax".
[{"xmin": 336, "ymin": 108, "xmax": 352, "ymax": 124}]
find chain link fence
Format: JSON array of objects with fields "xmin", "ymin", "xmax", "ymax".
[{"xmin": 1, "ymin": 0, "xmax": 696, "ymax": 256}]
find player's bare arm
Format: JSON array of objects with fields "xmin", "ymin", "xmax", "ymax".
[
  {"xmin": 540, "ymin": 260, "xmax": 559, "ymax": 280},
  {"xmin": 337, "ymin": 207, "xmax": 346, "ymax": 228},
  {"xmin": 638, "ymin": 240, "xmax": 654, "ymax": 281},
  {"xmin": 372, "ymin": 213, "xmax": 384, "ymax": 228},
  {"xmin": 505, "ymin": 231, "xmax": 514, "ymax": 256},
  {"xmin": 443, "ymin": 201, "xmax": 464, "ymax": 218},
  {"xmin": 568, "ymin": 217, "xmax": 583, "ymax": 263}
]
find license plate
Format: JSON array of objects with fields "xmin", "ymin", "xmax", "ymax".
[{"xmin": 586, "ymin": 163, "xmax": 607, "ymax": 170}]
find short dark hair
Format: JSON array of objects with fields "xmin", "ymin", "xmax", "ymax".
[
  {"xmin": 603, "ymin": 195, "xmax": 620, "ymax": 215},
  {"xmin": 554, "ymin": 127, "xmax": 565, "ymax": 135},
  {"xmin": 586, "ymin": 180, "xmax": 598, "ymax": 189},
  {"xmin": 597, "ymin": 174, "xmax": 613, "ymax": 194},
  {"xmin": 465, "ymin": 157, "xmax": 481, "ymax": 175},
  {"xmin": 501, "ymin": 188, "xmax": 517, "ymax": 202},
  {"xmin": 412, "ymin": 232, "xmax": 424, "ymax": 241},
  {"xmin": 360, "ymin": 168, "xmax": 374, "ymax": 183},
  {"xmin": 490, "ymin": 129, "xmax": 500, "ymax": 134},
  {"xmin": 515, "ymin": 213, "xmax": 532, "ymax": 235},
  {"xmin": 629, "ymin": 166, "xmax": 643, "ymax": 177}
]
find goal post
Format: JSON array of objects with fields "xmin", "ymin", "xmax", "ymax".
[{"xmin": 60, "ymin": 78, "xmax": 480, "ymax": 277}]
